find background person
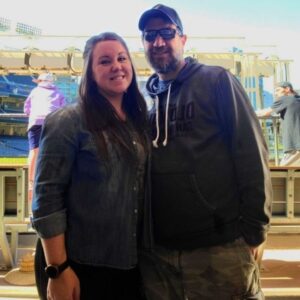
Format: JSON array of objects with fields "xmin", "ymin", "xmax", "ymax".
[
  {"xmin": 24, "ymin": 72, "xmax": 66, "ymax": 213},
  {"xmin": 31, "ymin": 32, "xmax": 151, "ymax": 300},
  {"xmin": 256, "ymin": 81, "xmax": 300, "ymax": 166},
  {"xmin": 138, "ymin": 4, "xmax": 272, "ymax": 300}
]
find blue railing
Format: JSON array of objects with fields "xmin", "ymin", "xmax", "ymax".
[{"xmin": 0, "ymin": 113, "xmax": 283, "ymax": 163}]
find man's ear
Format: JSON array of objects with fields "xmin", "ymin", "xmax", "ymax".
[{"xmin": 181, "ymin": 34, "xmax": 187, "ymax": 46}]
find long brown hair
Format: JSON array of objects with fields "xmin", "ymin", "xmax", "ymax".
[
  {"xmin": 277, "ymin": 81, "xmax": 299, "ymax": 96},
  {"xmin": 79, "ymin": 32, "xmax": 147, "ymax": 158}
]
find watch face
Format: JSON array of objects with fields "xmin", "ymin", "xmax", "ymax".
[{"xmin": 45, "ymin": 265, "xmax": 59, "ymax": 278}]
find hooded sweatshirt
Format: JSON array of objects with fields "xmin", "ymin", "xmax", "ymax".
[
  {"xmin": 272, "ymin": 94, "xmax": 300, "ymax": 152},
  {"xmin": 145, "ymin": 57, "xmax": 272, "ymax": 250},
  {"xmin": 24, "ymin": 81, "xmax": 66, "ymax": 130}
]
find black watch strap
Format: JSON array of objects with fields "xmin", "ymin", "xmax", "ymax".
[
  {"xmin": 45, "ymin": 260, "xmax": 69, "ymax": 279},
  {"xmin": 57, "ymin": 260, "xmax": 69, "ymax": 274}
]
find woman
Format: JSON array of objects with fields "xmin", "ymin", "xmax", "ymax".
[{"xmin": 32, "ymin": 32, "xmax": 152, "ymax": 300}]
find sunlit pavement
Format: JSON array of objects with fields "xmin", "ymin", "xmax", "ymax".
[
  {"xmin": 261, "ymin": 234, "xmax": 300, "ymax": 300},
  {"xmin": 0, "ymin": 234, "xmax": 299, "ymax": 299}
]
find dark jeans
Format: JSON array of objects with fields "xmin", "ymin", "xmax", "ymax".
[
  {"xmin": 28, "ymin": 125, "xmax": 42, "ymax": 150},
  {"xmin": 34, "ymin": 238, "xmax": 146, "ymax": 300},
  {"xmin": 70, "ymin": 260, "xmax": 145, "ymax": 300}
]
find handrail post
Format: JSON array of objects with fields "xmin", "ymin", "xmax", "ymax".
[{"xmin": 272, "ymin": 117, "xmax": 279, "ymax": 166}]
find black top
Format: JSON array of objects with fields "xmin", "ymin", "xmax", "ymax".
[{"xmin": 272, "ymin": 95, "xmax": 300, "ymax": 152}]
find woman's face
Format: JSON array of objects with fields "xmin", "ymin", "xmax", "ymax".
[{"xmin": 91, "ymin": 40, "xmax": 133, "ymax": 101}]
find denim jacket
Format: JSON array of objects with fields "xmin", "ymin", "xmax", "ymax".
[{"xmin": 32, "ymin": 103, "xmax": 153, "ymax": 269}]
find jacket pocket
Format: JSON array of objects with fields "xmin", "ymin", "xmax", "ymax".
[
  {"xmin": 189, "ymin": 174, "xmax": 216, "ymax": 211},
  {"xmin": 152, "ymin": 173, "xmax": 216, "ymax": 238}
]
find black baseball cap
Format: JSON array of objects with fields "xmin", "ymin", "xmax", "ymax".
[{"xmin": 138, "ymin": 4, "xmax": 183, "ymax": 33}]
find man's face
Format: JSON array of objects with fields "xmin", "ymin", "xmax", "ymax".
[
  {"xmin": 142, "ymin": 17, "xmax": 186, "ymax": 76},
  {"xmin": 275, "ymin": 86, "xmax": 290, "ymax": 99}
]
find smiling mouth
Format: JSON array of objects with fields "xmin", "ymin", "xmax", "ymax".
[{"xmin": 110, "ymin": 75, "xmax": 125, "ymax": 81}]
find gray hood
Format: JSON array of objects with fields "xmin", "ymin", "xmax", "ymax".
[{"xmin": 145, "ymin": 57, "xmax": 203, "ymax": 147}]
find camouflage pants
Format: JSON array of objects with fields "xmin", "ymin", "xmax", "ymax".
[{"xmin": 139, "ymin": 238, "xmax": 264, "ymax": 300}]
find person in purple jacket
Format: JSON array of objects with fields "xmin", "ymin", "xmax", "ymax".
[{"xmin": 24, "ymin": 73, "xmax": 66, "ymax": 211}]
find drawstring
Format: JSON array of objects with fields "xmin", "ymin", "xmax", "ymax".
[
  {"xmin": 162, "ymin": 83, "xmax": 172, "ymax": 146},
  {"xmin": 152, "ymin": 83, "xmax": 172, "ymax": 148},
  {"xmin": 152, "ymin": 96, "xmax": 160, "ymax": 148}
]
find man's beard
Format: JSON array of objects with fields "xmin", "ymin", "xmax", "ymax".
[{"xmin": 147, "ymin": 48, "xmax": 179, "ymax": 74}]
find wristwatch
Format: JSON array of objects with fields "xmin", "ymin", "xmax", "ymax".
[{"xmin": 44, "ymin": 260, "xmax": 69, "ymax": 279}]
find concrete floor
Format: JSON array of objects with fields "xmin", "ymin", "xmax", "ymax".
[
  {"xmin": 0, "ymin": 233, "xmax": 299, "ymax": 299},
  {"xmin": 260, "ymin": 234, "xmax": 300, "ymax": 300}
]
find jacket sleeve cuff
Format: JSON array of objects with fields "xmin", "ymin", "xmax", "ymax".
[
  {"xmin": 241, "ymin": 222, "xmax": 269, "ymax": 247},
  {"xmin": 32, "ymin": 209, "xmax": 67, "ymax": 239}
]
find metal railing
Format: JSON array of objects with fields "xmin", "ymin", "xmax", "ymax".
[
  {"xmin": 257, "ymin": 115, "xmax": 282, "ymax": 166},
  {"xmin": 0, "ymin": 113, "xmax": 283, "ymax": 164},
  {"xmin": 0, "ymin": 113, "xmax": 298, "ymax": 271},
  {"xmin": 0, "ymin": 113, "xmax": 27, "ymax": 118}
]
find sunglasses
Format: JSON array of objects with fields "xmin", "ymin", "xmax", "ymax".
[{"xmin": 143, "ymin": 28, "xmax": 181, "ymax": 42}]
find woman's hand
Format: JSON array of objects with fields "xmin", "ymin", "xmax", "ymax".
[{"xmin": 47, "ymin": 267, "xmax": 80, "ymax": 300}]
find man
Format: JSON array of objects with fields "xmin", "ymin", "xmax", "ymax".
[
  {"xmin": 257, "ymin": 81, "xmax": 300, "ymax": 166},
  {"xmin": 138, "ymin": 4, "xmax": 273, "ymax": 300}
]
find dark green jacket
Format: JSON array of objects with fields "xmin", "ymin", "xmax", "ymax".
[{"xmin": 146, "ymin": 57, "xmax": 272, "ymax": 249}]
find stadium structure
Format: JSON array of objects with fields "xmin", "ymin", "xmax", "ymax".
[{"xmin": 0, "ymin": 17, "xmax": 299, "ymax": 299}]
